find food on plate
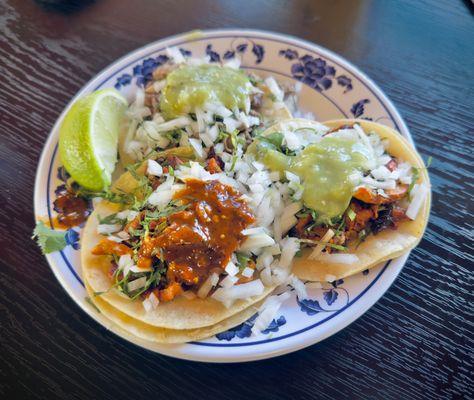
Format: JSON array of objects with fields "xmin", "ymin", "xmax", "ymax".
[
  {"xmin": 59, "ymin": 89, "xmax": 127, "ymax": 191},
  {"xmin": 34, "ymin": 44, "xmax": 431, "ymax": 343},
  {"xmin": 250, "ymin": 118, "xmax": 430, "ymax": 281},
  {"xmin": 118, "ymin": 47, "xmax": 293, "ymax": 165}
]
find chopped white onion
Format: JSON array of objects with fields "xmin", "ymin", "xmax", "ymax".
[
  {"xmin": 260, "ymin": 266, "xmax": 273, "ymax": 286},
  {"xmin": 241, "ymin": 227, "xmax": 267, "ymax": 236},
  {"xmin": 406, "ymin": 183, "xmax": 428, "ymax": 220},
  {"xmin": 239, "ymin": 233, "xmax": 275, "ymax": 252},
  {"xmin": 147, "ymin": 190, "xmax": 173, "ymax": 208},
  {"xmin": 278, "ymin": 237, "xmax": 300, "ymax": 269},
  {"xmin": 116, "ymin": 231, "xmax": 130, "ymax": 240},
  {"xmin": 361, "ymin": 176, "xmax": 396, "ymax": 190},
  {"xmin": 264, "ymin": 76, "xmax": 284, "ymax": 102},
  {"xmin": 197, "ymin": 272, "xmax": 219, "ymax": 299},
  {"xmin": 251, "ymin": 292, "xmax": 290, "ymax": 335},
  {"xmin": 127, "ymin": 276, "xmax": 147, "ymax": 292},
  {"xmin": 224, "ymin": 58, "xmax": 241, "ymax": 70},
  {"xmin": 147, "ymin": 159, "xmax": 163, "ymax": 176},
  {"xmin": 118, "ymin": 254, "xmax": 133, "ymax": 273},
  {"xmin": 241, "ymin": 267, "xmax": 255, "ymax": 278},
  {"xmin": 127, "ymin": 211, "xmax": 139, "ymax": 221},
  {"xmin": 308, "ymin": 229, "xmax": 335, "ymax": 260},
  {"xmin": 143, "ymin": 292, "xmax": 159, "ymax": 312},
  {"xmin": 155, "ymin": 116, "xmax": 191, "ymax": 132},
  {"xmin": 142, "ymin": 298, "xmax": 153, "ymax": 312},
  {"xmin": 290, "ymin": 275, "xmax": 309, "ymax": 300},
  {"xmin": 251, "ymin": 302, "xmax": 281, "ymax": 335},
  {"xmin": 97, "ymin": 224, "xmax": 122, "ymax": 235},
  {"xmin": 107, "ymin": 235, "xmax": 125, "ymax": 243},
  {"xmin": 204, "ymin": 102, "xmax": 233, "ymax": 118},
  {"xmin": 279, "ymin": 202, "xmax": 302, "ymax": 236},
  {"xmin": 225, "ymin": 261, "xmax": 239, "ymax": 277},
  {"xmin": 223, "ymin": 117, "xmax": 238, "ymax": 133},
  {"xmin": 189, "ymin": 138, "xmax": 205, "ymax": 159},
  {"xmin": 370, "ymin": 165, "xmax": 392, "ymax": 180},
  {"xmin": 283, "ymin": 130, "xmax": 301, "ymax": 151},
  {"xmin": 256, "ymin": 251, "xmax": 274, "ymax": 271},
  {"xmin": 220, "ymin": 275, "xmax": 239, "ymax": 288},
  {"xmin": 166, "ymin": 46, "xmax": 185, "ymax": 64},
  {"xmin": 285, "ymin": 171, "xmax": 300, "ymax": 183},
  {"xmin": 211, "ymin": 279, "xmax": 264, "ymax": 306}
]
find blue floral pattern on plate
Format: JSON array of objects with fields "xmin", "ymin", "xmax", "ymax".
[
  {"xmin": 351, "ymin": 98, "xmax": 371, "ymax": 118},
  {"xmin": 279, "ymin": 48, "xmax": 353, "ymax": 94}
]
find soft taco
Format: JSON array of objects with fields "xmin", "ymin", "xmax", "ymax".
[
  {"xmin": 81, "ymin": 149, "xmax": 276, "ymax": 334},
  {"xmin": 84, "ymin": 280, "xmax": 262, "ymax": 343},
  {"xmin": 250, "ymin": 118, "xmax": 430, "ymax": 281}
]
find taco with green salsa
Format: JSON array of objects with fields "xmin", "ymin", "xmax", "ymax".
[{"xmin": 250, "ymin": 118, "xmax": 431, "ymax": 281}]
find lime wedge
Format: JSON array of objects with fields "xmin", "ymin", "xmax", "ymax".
[{"xmin": 59, "ymin": 88, "xmax": 127, "ymax": 191}]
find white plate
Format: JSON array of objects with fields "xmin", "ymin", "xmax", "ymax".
[{"xmin": 34, "ymin": 29, "xmax": 412, "ymax": 362}]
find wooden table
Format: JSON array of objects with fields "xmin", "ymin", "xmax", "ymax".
[{"xmin": 1, "ymin": 0, "xmax": 472, "ymax": 398}]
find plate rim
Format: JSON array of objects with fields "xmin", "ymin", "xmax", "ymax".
[{"xmin": 34, "ymin": 28, "xmax": 412, "ymax": 362}]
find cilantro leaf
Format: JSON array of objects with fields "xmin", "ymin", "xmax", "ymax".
[
  {"xmin": 347, "ymin": 208, "xmax": 356, "ymax": 221},
  {"xmin": 426, "ymin": 156, "xmax": 433, "ymax": 168},
  {"xmin": 97, "ymin": 213, "xmax": 126, "ymax": 226},
  {"xmin": 236, "ymin": 253, "xmax": 250, "ymax": 269},
  {"xmin": 258, "ymin": 132, "xmax": 284, "ymax": 150},
  {"xmin": 32, "ymin": 221, "xmax": 68, "ymax": 254},
  {"xmin": 408, "ymin": 167, "xmax": 420, "ymax": 197}
]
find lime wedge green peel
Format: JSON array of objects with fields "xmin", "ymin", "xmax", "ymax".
[{"xmin": 59, "ymin": 88, "xmax": 127, "ymax": 191}]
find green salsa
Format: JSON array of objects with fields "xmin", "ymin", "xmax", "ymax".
[
  {"xmin": 160, "ymin": 64, "xmax": 251, "ymax": 119},
  {"xmin": 257, "ymin": 136, "xmax": 375, "ymax": 223}
]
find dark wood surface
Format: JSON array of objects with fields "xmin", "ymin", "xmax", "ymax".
[{"xmin": 1, "ymin": 0, "xmax": 473, "ymax": 398}]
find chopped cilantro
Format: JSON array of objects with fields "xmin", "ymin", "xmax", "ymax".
[
  {"xmin": 85, "ymin": 296, "xmax": 101, "ymax": 313},
  {"xmin": 355, "ymin": 228, "xmax": 371, "ymax": 249},
  {"xmin": 294, "ymin": 127, "xmax": 317, "ymax": 134},
  {"xmin": 301, "ymin": 239, "xmax": 347, "ymax": 252},
  {"xmin": 347, "ymin": 208, "xmax": 356, "ymax": 221},
  {"xmin": 310, "ymin": 209, "xmax": 319, "ymax": 222},
  {"xmin": 258, "ymin": 131, "xmax": 284, "ymax": 150},
  {"xmin": 426, "ymin": 156, "xmax": 433, "ymax": 168},
  {"xmin": 236, "ymin": 253, "xmax": 250, "ymax": 269},
  {"xmin": 111, "ymin": 265, "xmax": 165, "ymax": 300},
  {"xmin": 164, "ymin": 129, "xmax": 182, "ymax": 145},
  {"xmin": 408, "ymin": 167, "xmax": 420, "ymax": 197},
  {"xmin": 97, "ymin": 213, "xmax": 126, "ymax": 226},
  {"xmin": 333, "ymin": 217, "xmax": 346, "ymax": 237},
  {"xmin": 217, "ymin": 130, "xmax": 229, "ymax": 143},
  {"xmin": 32, "ymin": 221, "xmax": 67, "ymax": 254}
]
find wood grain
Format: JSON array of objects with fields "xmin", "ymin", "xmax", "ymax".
[{"xmin": 1, "ymin": 0, "xmax": 472, "ymax": 399}]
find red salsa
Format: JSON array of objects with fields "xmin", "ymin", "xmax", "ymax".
[{"xmin": 141, "ymin": 179, "xmax": 255, "ymax": 286}]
